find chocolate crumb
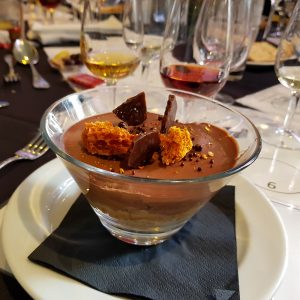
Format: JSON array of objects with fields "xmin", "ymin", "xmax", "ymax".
[
  {"xmin": 113, "ymin": 92, "xmax": 147, "ymax": 126},
  {"xmin": 118, "ymin": 121, "xmax": 127, "ymax": 129},
  {"xmin": 180, "ymin": 162, "xmax": 185, "ymax": 166},
  {"xmin": 193, "ymin": 144, "xmax": 202, "ymax": 152},
  {"xmin": 197, "ymin": 167, "xmax": 202, "ymax": 172},
  {"xmin": 161, "ymin": 95, "xmax": 177, "ymax": 133},
  {"xmin": 130, "ymin": 126, "xmax": 146, "ymax": 134}
]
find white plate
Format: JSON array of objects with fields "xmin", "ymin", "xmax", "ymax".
[{"xmin": 1, "ymin": 159, "xmax": 287, "ymax": 300}]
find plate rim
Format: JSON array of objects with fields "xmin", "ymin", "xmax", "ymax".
[{"xmin": 1, "ymin": 159, "xmax": 288, "ymax": 300}]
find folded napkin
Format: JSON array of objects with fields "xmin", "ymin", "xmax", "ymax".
[
  {"xmin": 29, "ymin": 186, "xmax": 240, "ymax": 300},
  {"xmin": 30, "ymin": 15, "xmax": 123, "ymax": 45},
  {"xmin": 0, "ymin": 30, "xmax": 11, "ymax": 49}
]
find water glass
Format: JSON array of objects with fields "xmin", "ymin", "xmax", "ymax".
[{"xmin": 229, "ymin": 0, "xmax": 265, "ymax": 81}]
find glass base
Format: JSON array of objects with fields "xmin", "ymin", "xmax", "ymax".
[
  {"xmin": 243, "ymin": 156, "xmax": 300, "ymax": 209},
  {"xmin": 258, "ymin": 124, "xmax": 300, "ymax": 150},
  {"xmin": 100, "ymin": 218, "xmax": 181, "ymax": 246},
  {"xmin": 228, "ymin": 70, "xmax": 245, "ymax": 81},
  {"xmin": 102, "ymin": 220, "xmax": 183, "ymax": 246},
  {"xmin": 215, "ymin": 92, "xmax": 235, "ymax": 104},
  {"xmin": 90, "ymin": 205, "xmax": 183, "ymax": 246}
]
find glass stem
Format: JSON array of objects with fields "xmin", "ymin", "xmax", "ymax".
[
  {"xmin": 141, "ymin": 62, "xmax": 150, "ymax": 79},
  {"xmin": 106, "ymin": 79, "xmax": 117, "ymax": 86},
  {"xmin": 42, "ymin": 7, "xmax": 48, "ymax": 24},
  {"xmin": 106, "ymin": 79, "xmax": 117, "ymax": 108},
  {"xmin": 49, "ymin": 8, "xmax": 54, "ymax": 24},
  {"xmin": 282, "ymin": 92, "xmax": 299, "ymax": 130}
]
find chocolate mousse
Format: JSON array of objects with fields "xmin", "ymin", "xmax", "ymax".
[
  {"xmin": 63, "ymin": 93, "xmax": 238, "ymax": 179},
  {"xmin": 62, "ymin": 93, "xmax": 239, "ymax": 236}
]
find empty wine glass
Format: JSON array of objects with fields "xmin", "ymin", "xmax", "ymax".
[
  {"xmin": 122, "ymin": 0, "xmax": 144, "ymax": 51},
  {"xmin": 262, "ymin": 0, "xmax": 297, "ymax": 41},
  {"xmin": 262, "ymin": 0, "xmax": 281, "ymax": 40},
  {"xmin": 159, "ymin": 0, "xmax": 233, "ymax": 98},
  {"xmin": 259, "ymin": 0, "xmax": 300, "ymax": 150},
  {"xmin": 123, "ymin": 0, "xmax": 170, "ymax": 79},
  {"xmin": 216, "ymin": 0, "xmax": 253, "ymax": 103},
  {"xmin": 80, "ymin": 0, "xmax": 140, "ymax": 86}
]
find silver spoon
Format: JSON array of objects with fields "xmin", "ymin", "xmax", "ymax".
[
  {"xmin": 0, "ymin": 101, "xmax": 10, "ymax": 108},
  {"xmin": 12, "ymin": 39, "xmax": 50, "ymax": 89}
]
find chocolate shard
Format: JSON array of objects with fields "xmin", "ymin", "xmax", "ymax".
[
  {"xmin": 161, "ymin": 95, "xmax": 177, "ymax": 133},
  {"xmin": 123, "ymin": 131, "xmax": 160, "ymax": 169},
  {"xmin": 113, "ymin": 92, "xmax": 147, "ymax": 126}
]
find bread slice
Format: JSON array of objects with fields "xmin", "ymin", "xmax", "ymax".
[{"xmin": 248, "ymin": 42, "xmax": 277, "ymax": 62}]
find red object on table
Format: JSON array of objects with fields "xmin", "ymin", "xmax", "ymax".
[{"xmin": 68, "ymin": 74, "xmax": 105, "ymax": 89}]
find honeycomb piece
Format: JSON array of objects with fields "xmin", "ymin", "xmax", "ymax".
[
  {"xmin": 160, "ymin": 126, "xmax": 193, "ymax": 165},
  {"xmin": 82, "ymin": 121, "xmax": 135, "ymax": 156}
]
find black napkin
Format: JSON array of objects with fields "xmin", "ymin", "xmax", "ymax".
[{"xmin": 29, "ymin": 186, "xmax": 239, "ymax": 300}]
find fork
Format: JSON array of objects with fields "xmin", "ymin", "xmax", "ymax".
[
  {"xmin": 0, "ymin": 132, "xmax": 49, "ymax": 170},
  {"xmin": 3, "ymin": 54, "xmax": 20, "ymax": 83}
]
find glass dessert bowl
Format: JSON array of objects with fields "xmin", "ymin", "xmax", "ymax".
[{"xmin": 41, "ymin": 85, "xmax": 261, "ymax": 246}]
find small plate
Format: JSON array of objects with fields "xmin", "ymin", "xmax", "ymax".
[
  {"xmin": 246, "ymin": 60, "xmax": 274, "ymax": 67},
  {"xmin": 1, "ymin": 159, "xmax": 288, "ymax": 300}
]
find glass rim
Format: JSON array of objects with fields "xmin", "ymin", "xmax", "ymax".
[{"xmin": 40, "ymin": 84, "xmax": 262, "ymax": 185}]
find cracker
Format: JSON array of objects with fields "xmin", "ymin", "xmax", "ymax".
[{"xmin": 248, "ymin": 42, "xmax": 277, "ymax": 62}]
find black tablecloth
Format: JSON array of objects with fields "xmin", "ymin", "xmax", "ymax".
[{"xmin": 0, "ymin": 45, "xmax": 278, "ymax": 299}]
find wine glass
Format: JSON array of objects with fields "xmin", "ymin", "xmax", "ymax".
[
  {"xmin": 123, "ymin": 0, "xmax": 170, "ymax": 79},
  {"xmin": 80, "ymin": 0, "xmax": 140, "ymax": 86},
  {"xmin": 38, "ymin": 0, "xmax": 61, "ymax": 23},
  {"xmin": 262, "ymin": 0, "xmax": 281, "ymax": 40},
  {"xmin": 122, "ymin": 0, "xmax": 144, "ymax": 51},
  {"xmin": 217, "ymin": 0, "xmax": 265, "ymax": 104},
  {"xmin": 259, "ymin": 0, "xmax": 300, "ymax": 150},
  {"xmin": 159, "ymin": 0, "xmax": 233, "ymax": 98}
]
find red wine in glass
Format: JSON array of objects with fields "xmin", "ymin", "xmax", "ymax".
[
  {"xmin": 39, "ymin": 0, "xmax": 60, "ymax": 9},
  {"xmin": 160, "ymin": 64, "xmax": 225, "ymax": 97}
]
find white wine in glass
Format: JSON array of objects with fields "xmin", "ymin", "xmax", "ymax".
[
  {"xmin": 262, "ymin": 0, "xmax": 300, "ymax": 150},
  {"xmin": 81, "ymin": 0, "xmax": 140, "ymax": 86}
]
